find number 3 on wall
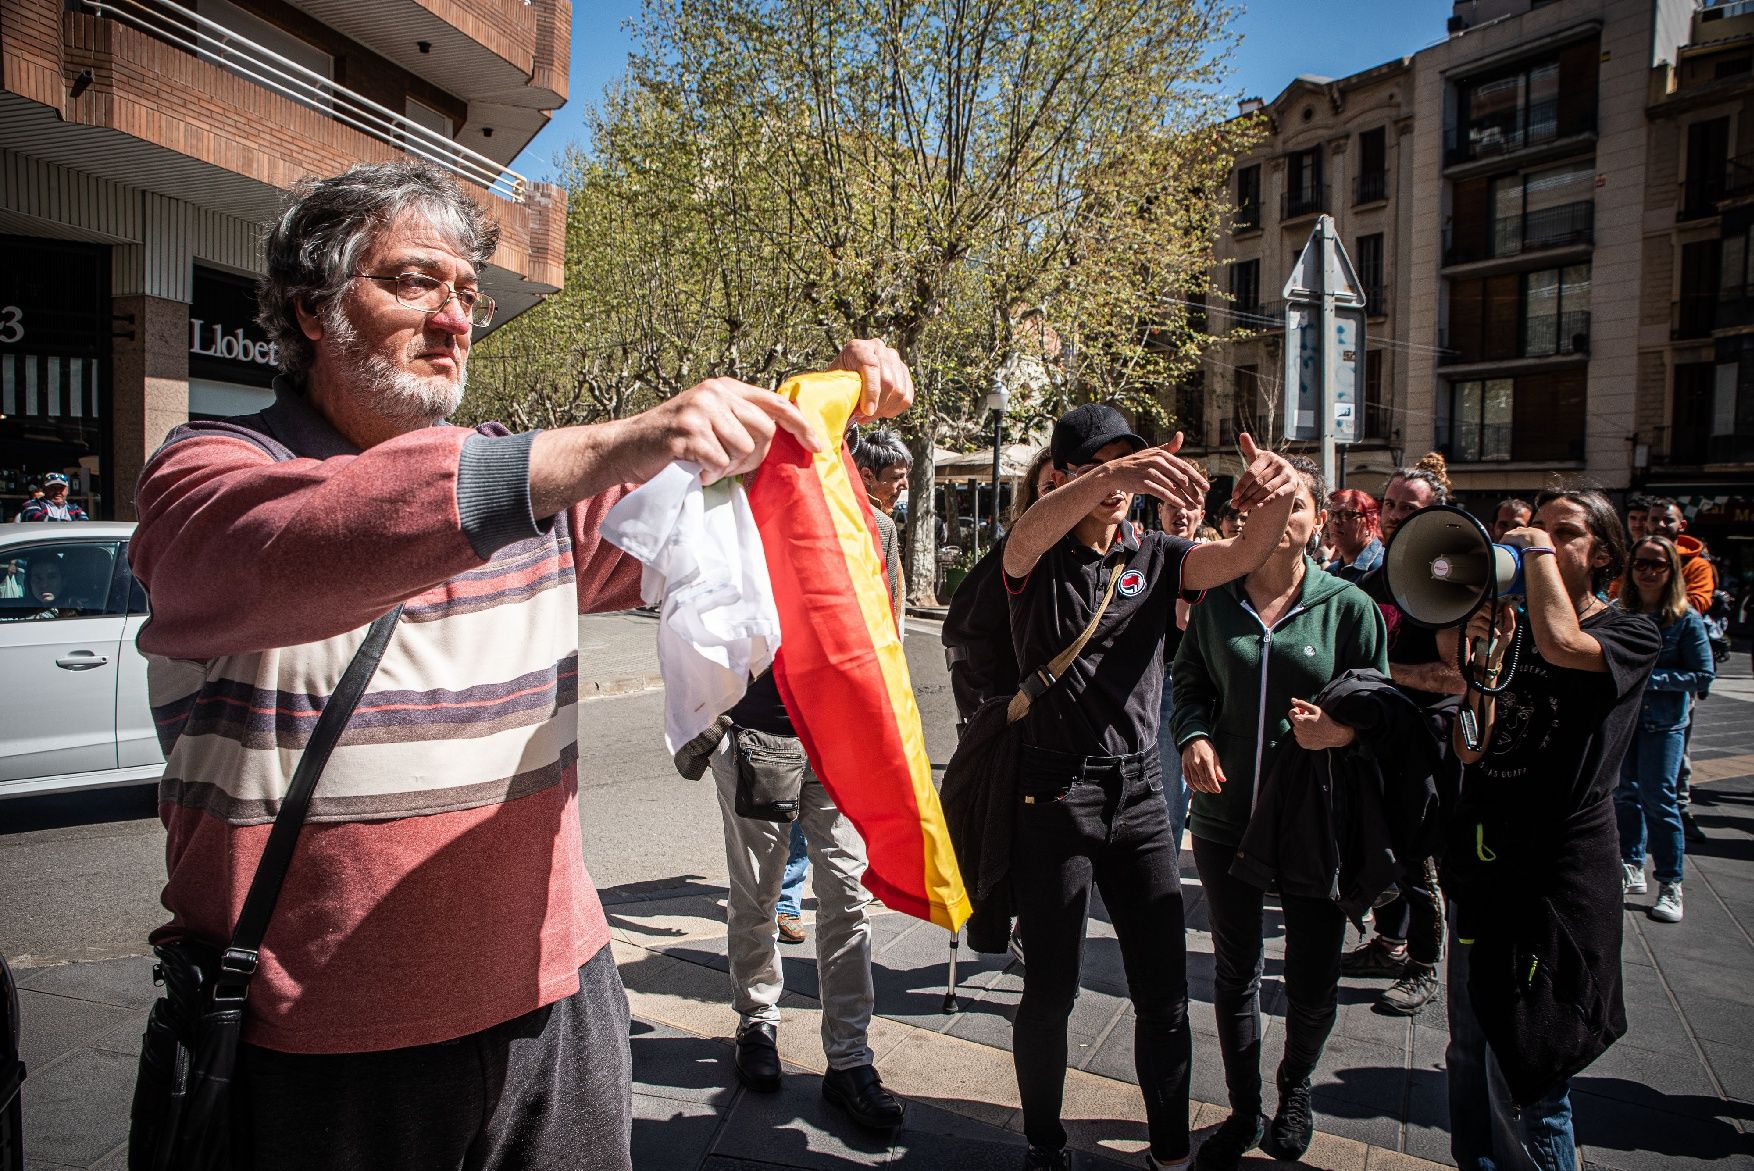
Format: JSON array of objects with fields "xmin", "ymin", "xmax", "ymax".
[{"xmin": 0, "ymin": 306, "xmax": 21, "ymax": 345}]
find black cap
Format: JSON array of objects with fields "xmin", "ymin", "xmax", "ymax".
[{"xmin": 1050, "ymin": 403, "xmax": 1147, "ymax": 469}]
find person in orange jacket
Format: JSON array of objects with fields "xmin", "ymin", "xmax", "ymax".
[{"xmin": 1645, "ymin": 499, "xmax": 1717, "ymax": 614}]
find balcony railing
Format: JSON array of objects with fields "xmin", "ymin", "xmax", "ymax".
[
  {"xmin": 1283, "ymin": 187, "xmax": 1327, "ymax": 220},
  {"xmin": 81, "ymin": 0, "xmax": 528, "ymax": 202},
  {"xmin": 1444, "ymin": 200, "xmax": 1594, "ymax": 265},
  {"xmin": 1445, "ymin": 104, "xmax": 1594, "ymax": 167},
  {"xmin": 1234, "ymin": 201, "xmax": 1262, "ymax": 232},
  {"xmin": 1680, "ymin": 174, "xmax": 1728, "ymax": 221},
  {"xmin": 1523, "ymin": 310, "xmax": 1591, "ymax": 357},
  {"xmin": 1438, "ymin": 310, "xmax": 1590, "ymax": 365},
  {"xmin": 1354, "ymin": 171, "xmax": 1388, "ymax": 205},
  {"xmin": 1718, "ymin": 286, "xmax": 1754, "ymax": 332}
]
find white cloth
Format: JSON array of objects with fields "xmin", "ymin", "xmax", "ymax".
[{"xmin": 601, "ymin": 461, "xmax": 780, "ymax": 752}]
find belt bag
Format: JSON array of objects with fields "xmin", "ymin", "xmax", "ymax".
[
  {"xmin": 128, "ymin": 606, "xmax": 401, "ymax": 1171},
  {"xmin": 731, "ymin": 726, "xmax": 808, "ymax": 823}
]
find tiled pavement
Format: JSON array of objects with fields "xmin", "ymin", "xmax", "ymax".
[{"xmin": 11, "ymin": 632, "xmax": 1754, "ymax": 1169}]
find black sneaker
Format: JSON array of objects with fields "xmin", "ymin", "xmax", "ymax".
[
  {"xmin": 1021, "ymin": 1147, "xmax": 1072, "ymax": 1170},
  {"xmin": 1262, "ymin": 1069, "xmax": 1314, "ymax": 1161},
  {"xmin": 1192, "ymin": 1111, "xmax": 1265, "ymax": 1171}
]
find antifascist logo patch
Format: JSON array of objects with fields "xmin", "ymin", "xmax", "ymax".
[{"xmin": 1117, "ymin": 569, "xmax": 1148, "ymax": 597}]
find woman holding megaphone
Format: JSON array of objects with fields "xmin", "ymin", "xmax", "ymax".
[{"xmin": 1443, "ymin": 487, "xmax": 1659, "ymax": 1171}]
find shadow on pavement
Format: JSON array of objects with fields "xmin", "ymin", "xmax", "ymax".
[
  {"xmin": 0, "ymin": 783, "xmax": 157, "ymax": 835},
  {"xmin": 1571, "ymin": 1077, "xmax": 1754, "ymax": 1162}
]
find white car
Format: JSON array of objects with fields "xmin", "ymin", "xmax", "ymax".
[{"xmin": 0, "ymin": 521, "xmax": 162, "ymax": 799}]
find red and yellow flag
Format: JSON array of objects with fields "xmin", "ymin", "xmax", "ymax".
[{"xmin": 747, "ymin": 371, "xmax": 971, "ymax": 931}]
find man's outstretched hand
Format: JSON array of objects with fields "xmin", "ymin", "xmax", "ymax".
[{"xmin": 1230, "ymin": 433, "xmax": 1298, "ymax": 513}]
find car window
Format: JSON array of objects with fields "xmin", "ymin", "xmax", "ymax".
[
  {"xmin": 0, "ymin": 542, "xmax": 124, "ymax": 622},
  {"xmin": 118, "ymin": 543, "xmax": 150, "ymax": 615}
]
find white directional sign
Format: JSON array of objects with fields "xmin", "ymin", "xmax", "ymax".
[{"xmin": 1281, "ymin": 215, "xmax": 1368, "ymax": 483}]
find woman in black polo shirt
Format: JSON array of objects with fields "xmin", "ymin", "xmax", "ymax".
[{"xmin": 1000, "ymin": 405, "xmax": 1297, "ymax": 1171}]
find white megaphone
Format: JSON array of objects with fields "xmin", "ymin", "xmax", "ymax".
[{"xmin": 1382, "ymin": 505, "xmax": 1526, "ymax": 628}]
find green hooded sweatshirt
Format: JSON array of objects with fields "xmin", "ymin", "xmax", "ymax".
[{"xmin": 1170, "ymin": 556, "xmax": 1389, "ymax": 848}]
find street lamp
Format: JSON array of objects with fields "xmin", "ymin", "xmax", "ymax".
[{"xmin": 984, "ymin": 379, "xmax": 1010, "ymax": 546}]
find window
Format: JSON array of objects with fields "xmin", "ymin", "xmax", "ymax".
[
  {"xmin": 1683, "ymin": 117, "xmax": 1732, "ymax": 220},
  {"xmin": 1442, "ymin": 378, "xmax": 1514, "ymax": 461},
  {"xmin": 1174, "ymin": 371, "xmax": 1206, "ymax": 442},
  {"xmin": 1363, "ymin": 349, "xmax": 1387, "ymax": 438},
  {"xmin": 1481, "ymin": 164, "xmax": 1594, "ymax": 260},
  {"xmin": 1677, "ymin": 240, "xmax": 1720, "ymax": 339},
  {"xmin": 1235, "ymin": 165, "xmax": 1261, "ymax": 230},
  {"xmin": 1356, "ymin": 234, "xmax": 1385, "ymax": 316},
  {"xmin": 1285, "ymin": 149, "xmax": 1323, "ymax": 217},
  {"xmin": 1232, "ymin": 364, "xmax": 1263, "ymax": 436},
  {"xmin": 0, "ymin": 542, "xmax": 123, "ymax": 622},
  {"xmin": 1672, "ymin": 363, "xmax": 1716, "ymax": 463},
  {"xmin": 1523, "ymin": 265, "xmax": 1590, "ymax": 357},
  {"xmin": 1439, "ymin": 371, "xmax": 1584, "ymax": 462},
  {"xmin": 1231, "ymin": 259, "xmax": 1261, "ymax": 318},
  {"xmin": 1355, "ymin": 128, "xmax": 1388, "ymax": 204},
  {"xmin": 1451, "ymin": 43, "xmax": 1597, "ymax": 164}
]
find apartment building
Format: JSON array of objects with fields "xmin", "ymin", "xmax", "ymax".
[
  {"xmin": 1190, "ymin": 57, "xmax": 1415, "ymax": 493},
  {"xmin": 1192, "ymin": 0, "xmax": 1699, "ymax": 511},
  {"xmin": 1643, "ymin": 0, "xmax": 1754, "ymax": 579},
  {"xmin": 0, "ymin": 0, "xmax": 570, "ymax": 519}
]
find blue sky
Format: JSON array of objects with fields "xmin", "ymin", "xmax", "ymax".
[{"xmin": 511, "ymin": 0, "xmax": 1457, "ymax": 183}]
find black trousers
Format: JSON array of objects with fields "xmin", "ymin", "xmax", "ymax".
[
  {"xmin": 236, "ymin": 945, "xmax": 633, "ymax": 1171},
  {"xmin": 1193, "ymin": 834, "xmax": 1347, "ymax": 1116},
  {"xmin": 1373, "ymin": 856, "xmax": 1446, "ymax": 967},
  {"xmin": 1011, "ymin": 746, "xmax": 1192, "ymax": 1161}
]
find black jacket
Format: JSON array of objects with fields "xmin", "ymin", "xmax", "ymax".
[
  {"xmin": 1231, "ymin": 670, "xmax": 1443, "ymax": 922},
  {"xmin": 942, "ymin": 541, "xmax": 1016, "ymax": 722},
  {"xmin": 937, "ymin": 694, "xmax": 1022, "ymax": 952}
]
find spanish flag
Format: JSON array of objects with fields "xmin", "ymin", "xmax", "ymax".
[{"xmin": 747, "ymin": 372, "xmax": 971, "ymax": 931}]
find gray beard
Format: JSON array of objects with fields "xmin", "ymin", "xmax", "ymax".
[{"xmin": 324, "ymin": 304, "xmax": 465, "ymax": 426}]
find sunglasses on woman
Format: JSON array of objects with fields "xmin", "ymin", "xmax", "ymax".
[{"xmin": 1631, "ymin": 558, "xmax": 1671, "ymax": 574}]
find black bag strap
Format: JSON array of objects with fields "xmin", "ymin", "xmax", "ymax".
[
  {"xmin": 1005, "ymin": 563, "xmax": 1124, "ymax": 725},
  {"xmin": 214, "ymin": 606, "xmax": 403, "ymax": 1000}
]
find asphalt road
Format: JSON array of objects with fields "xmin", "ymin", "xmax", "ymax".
[{"xmin": 0, "ymin": 618, "xmax": 960, "ymax": 966}]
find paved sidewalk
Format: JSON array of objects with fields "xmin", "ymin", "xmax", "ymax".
[{"xmin": 10, "ymin": 620, "xmax": 1753, "ymax": 1169}]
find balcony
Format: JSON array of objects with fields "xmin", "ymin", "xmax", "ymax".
[
  {"xmin": 1354, "ymin": 171, "xmax": 1388, "ymax": 205},
  {"xmin": 1680, "ymin": 173, "xmax": 1728, "ymax": 221},
  {"xmin": 1445, "ymin": 105, "xmax": 1595, "ymax": 168},
  {"xmin": 1438, "ymin": 310, "xmax": 1590, "ymax": 366},
  {"xmin": 1444, "ymin": 200, "xmax": 1594, "ymax": 266},
  {"xmin": 1282, "ymin": 187, "xmax": 1327, "ymax": 221},
  {"xmin": 1233, "ymin": 202, "xmax": 1262, "ymax": 232},
  {"xmin": 80, "ymin": 0, "xmax": 527, "ymax": 202}
]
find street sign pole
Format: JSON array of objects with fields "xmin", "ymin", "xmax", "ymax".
[
  {"xmin": 1282, "ymin": 214, "xmax": 1367, "ymax": 489},
  {"xmin": 1316, "ymin": 216, "xmax": 1336, "ymax": 485}
]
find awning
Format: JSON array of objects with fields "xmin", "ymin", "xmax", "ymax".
[{"xmin": 934, "ymin": 443, "xmax": 1039, "ymax": 483}]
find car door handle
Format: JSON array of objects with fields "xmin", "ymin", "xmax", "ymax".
[{"xmin": 56, "ymin": 652, "xmax": 110, "ymax": 670}]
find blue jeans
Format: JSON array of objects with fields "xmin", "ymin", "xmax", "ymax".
[
  {"xmin": 1446, "ymin": 911, "xmax": 1577, "ymax": 1171},
  {"xmin": 775, "ymin": 820, "xmax": 809, "ymax": 917},
  {"xmin": 1156, "ymin": 685, "xmax": 1190, "ymax": 859},
  {"xmin": 1615, "ymin": 723, "xmax": 1686, "ymax": 884}
]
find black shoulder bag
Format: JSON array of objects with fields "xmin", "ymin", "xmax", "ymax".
[
  {"xmin": 128, "ymin": 607, "xmax": 402, "ymax": 1171},
  {"xmin": 940, "ymin": 565, "xmax": 1122, "ymax": 951}
]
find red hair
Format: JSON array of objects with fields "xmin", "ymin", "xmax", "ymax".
[{"xmin": 1328, "ymin": 488, "xmax": 1381, "ymax": 539}]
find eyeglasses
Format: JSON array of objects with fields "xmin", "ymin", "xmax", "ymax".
[
  {"xmin": 355, "ymin": 272, "xmax": 496, "ymax": 327},
  {"xmin": 1632, "ymin": 558, "xmax": 1671, "ymax": 574},
  {"xmin": 1329, "ymin": 509, "xmax": 1370, "ymax": 522}
]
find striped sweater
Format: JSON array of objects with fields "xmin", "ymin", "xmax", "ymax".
[{"xmin": 130, "ymin": 384, "xmax": 642, "ymax": 1054}]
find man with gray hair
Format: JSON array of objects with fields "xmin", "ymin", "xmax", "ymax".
[
  {"xmin": 851, "ymin": 427, "xmax": 910, "ymax": 617},
  {"xmin": 127, "ymin": 161, "xmax": 913, "ymax": 1169}
]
